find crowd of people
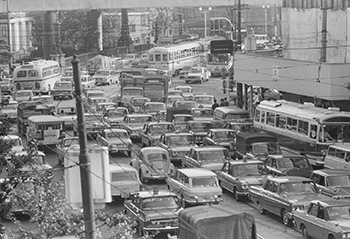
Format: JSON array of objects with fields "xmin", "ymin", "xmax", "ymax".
[{"xmin": 211, "ymin": 97, "xmax": 229, "ymax": 110}]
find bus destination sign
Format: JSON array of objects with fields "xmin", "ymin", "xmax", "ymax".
[{"xmin": 210, "ymin": 40, "xmax": 234, "ymax": 54}]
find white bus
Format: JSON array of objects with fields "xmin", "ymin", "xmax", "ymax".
[
  {"xmin": 148, "ymin": 41, "xmax": 202, "ymax": 76},
  {"xmin": 206, "ymin": 52, "xmax": 232, "ymax": 77},
  {"xmin": 254, "ymin": 100, "xmax": 350, "ymax": 169},
  {"xmin": 13, "ymin": 60, "xmax": 61, "ymax": 95}
]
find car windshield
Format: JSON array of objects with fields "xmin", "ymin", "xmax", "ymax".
[
  {"xmin": 326, "ymin": 175, "xmax": 350, "ymax": 187},
  {"xmin": 96, "ymin": 71, "xmax": 110, "ymax": 76},
  {"xmin": 176, "ymin": 102, "xmax": 196, "ymax": 108},
  {"xmin": 192, "ymin": 177, "xmax": 218, "ymax": 187},
  {"xmin": 81, "ymin": 76, "xmax": 90, "ymax": 82},
  {"xmin": 145, "ymin": 104, "xmax": 165, "ymax": 111},
  {"xmin": 146, "ymin": 152, "xmax": 168, "ymax": 162},
  {"xmin": 132, "ymin": 99, "xmax": 149, "ymax": 106},
  {"xmin": 327, "ymin": 205, "xmax": 350, "ymax": 221},
  {"xmin": 142, "ymin": 196, "xmax": 180, "ymax": 211},
  {"xmin": 176, "ymin": 87, "xmax": 191, "ymax": 93},
  {"xmin": 108, "ymin": 109, "xmax": 127, "ymax": 117},
  {"xmin": 54, "ymin": 82, "xmax": 71, "ymax": 89},
  {"xmin": 213, "ymin": 131, "xmax": 235, "ymax": 141},
  {"xmin": 149, "ymin": 124, "xmax": 174, "ymax": 134},
  {"xmin": 252, "ymin": 143, "xmax": 282, "ymax": 155},
  {"xmin": 167, "ymin": 135, "xmax": 195, "ymax": 146},
  {"xmin": 190, "ymin": 122, "xmax": 213, "ymax": 131},
  {"xmin": 2, "ymin": 105, "xmax": 17, "ymax": 111},
  {"xmin": 277, "ymin": 157, "xmax": 311, "ymax": 170},
  {"xmin": 168, "ymin": 91, "xmax": 182, "ymax": 96},
  {"xmin": 198, "ymin": 150, "xmax": 229, "ymax": 162},
  {"xmin": 167, "ymin": 97, "xmax": 183, "ymax": 103},
  {"xmin": 192, "ymin": 109, "xmax": 213, "ymax": 118},
  {"xmin": 226, "ymin": 113, "xmax": 250, "ymax": 120},
  {"xmin": 63, "ymin": 138, "xmax": 79, "ymax": 147},
  {"xmin": 280, "ymin": 181, "xmax": 316, "ymax": 194},
  {"xmin": 111, "ymin": 171, "xmax": 137, "ymax": 181},
  {"xmin": 106, "ymin": 131, "xmax": 128, "ymax": 139},
  {"xmin": 33, "ymin": 97, "xmax": 53, "ymax": 104},
  {"xmin": 17, "ymin": 91, "xmax": 32, "ymax": 97},
  {"xmin": 195, "ymin": 97, "xmax": 213, "ymax": 104},
  {"xmin": 173, "ymin": 115, "xmax": 193, "ymax": 123},
  {"xmin": 7, "ymin": 138, "xmax": 22, "ymax": 147},
  {"xmin": 232, "ymin": 163, "xmax": 267, "ymax": 177},
  {"xmin": 129, "ymin": 116, "xmax": 151, "ymax": 123},
  {"xmin": 189, "ymin": 68, "xmax": 201, "ymax": 73},
  {"xmin": 88, "ymin": 92, "xmax": 104, "ymax": 98}
]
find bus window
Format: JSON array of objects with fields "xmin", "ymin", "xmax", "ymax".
[
  {"xmin": 298, "ymin": 120, "xmax": 309, "ymax": 136},
  {"xmin": 266, "ymin": 112, "xmax": 275, "ymax": 126},
  {"xmin": 149, "ymin": 55, "xmax": 154, "ymax": 61},
  {"xmin": 155, "ymin": 54, "xmax": 161, "ymax": 61},
  {"xmin": 310, "ymin": 124, "xmax": 317, "ymax": 139},
  {"xmin": 287, "ymin": 117, "xmax": 297, "ymax": 132},
  {"xmin": 254, "ymin": 109, "xmax": 260, "ymax": 122},
  {"xmin": 261, "ymin": 111, "xmax": 266, "ymax": 124},
  {"xmin": 28, "ymin": 70, "xmax": 39, "ymax": 77},
  {"xmin": 276, "ymin": 114, "xmax": 286, "ymax": 129},
  {"xmin": 163, "ymin": 54, "xmax": 168, "ymax": 61},
  {"xmin": 17, "ymin": 70, "xmax": 27, "ymax": 78}
]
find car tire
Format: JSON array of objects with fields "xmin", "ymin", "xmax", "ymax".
[
  {"xmin": 301, "ymin": 225, "xmax": 311, "ymax": 239},
  {"xmin": 257, "ymin": 202, "xmax": 266, "ymax": 215},
  {"xmin": 127, "ymin": 151, "xmax": 132, "ymax": 157},
  {"xmin": 282, "ymin": 209, "xmax": 292, "ymax": 227},
  {"xmin": 233, "ymin": 188, "xmax": 241, "ymax": 202}
]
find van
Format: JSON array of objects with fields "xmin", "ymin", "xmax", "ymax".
[
  {"xmin": 213, "ymin": 106, "xmax": 251, "ymax": 127},
  {"xmin": 324, "ymin": 145, "xmax": 350, "ymax": 170}
]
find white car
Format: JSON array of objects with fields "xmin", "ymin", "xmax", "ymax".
[{"xmin": 185, "ymin": 66, "xmax": 210, "ymax": 84}]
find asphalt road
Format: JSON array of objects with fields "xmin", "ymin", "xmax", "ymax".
[{"xmin": 2, "ymin": 76, "xmax": 303, "ymax": 239}]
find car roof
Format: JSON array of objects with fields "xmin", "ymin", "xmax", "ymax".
[
  {"xmin": 268, "ymin": 176, "xmax": 313, "ymax": 183},
  {"xmin": 136, "ymin": 190, "xmax": 177, "ymax": 199},
  {"xmin": 209, "ymin": 129, "xmax": 235, "ymax": 132},
  {"xmin": 128, "ymin": 114, "xmax": 152, "ymax": 117},
  {"xmin": 188, "ymin": 120, "xmax": 213, "ymax": 124},
  {"xmin": 28, "ymin": 115, "xmax": 64, "ymax": 123},
  {"xmin": 191, "ymin": 146, "xmax": 228, "ymax": 151},
  {"xmin": 309, "ymin": 199, "xmax": 350, "ymax": 208},
  {"xmin": 214, "ymin": 106, "xmax": 249, "ymax": 114},
  {"xmin": 140, "ymin": 146, "xmax": 168, "ymax": 153},
  {"xmin": 147, "ymin": 121, "xmax": 173, "ymax": 126},
  {"xmin": 177, "ymin": 168, "xmax": 216, "ymax": 177},
  {"xmin": 0, "ymin": 135, "xmax": 20, "ymax": 140},
  {"xmin": 109, "ymin": 163, "xmax": 138, "ymax": 173},
  {"xmin": 103, "ymin": 128, "xmax": 128, "ymax": 133},
  {"xmin": 228, "ymin": 159, "xmax": 265, "ymax": 166},
  {"xmin": 313, "ymin": 169, "xmax": 350, "ymax": 176},
  {"xmin": 174, "ymin": 114, "xmax": 193, "ymax": 117},
  {"xmin": 266, "ymin": 155, "xmax": 307, "ymax": 159},
  {"xmin": 163, "ymin": 132, "xmax": 193, "ymax": 137}
]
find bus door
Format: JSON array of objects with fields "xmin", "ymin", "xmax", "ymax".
[{"xmin": 36, "ymin": 121, "xmax": 64, "ymax": 145}]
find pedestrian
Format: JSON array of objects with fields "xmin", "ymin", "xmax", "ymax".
[
  {"xmin": 212, "ymin": 99, "xmax": 219, "ymax": 110},
  {"xmin": 0, "ymin": 224, "xmax": 7, "ymax": 239},
  {"xmin": 219, "ymin": 98, "xmax": 225, "ymax": 106},
  {"xmin": 222, "ymin": 78, "xmax": 227, "ymax": 94},
  {"xmin": 223, "ymin": 97, "xmax": 229, "ymax": 106}
]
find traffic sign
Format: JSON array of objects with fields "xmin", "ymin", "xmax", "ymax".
[{"xmin": 210, "ymin": 40, "xmax": 234, "ymax": 54}]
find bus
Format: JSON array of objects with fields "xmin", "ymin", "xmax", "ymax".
[
  {"xmin": 206, "ymin": 52, "xmax": 232, "ymax": 77},
  {"xmin": 254, "ymin": 100, "xmax": 350, "ymax": 169},
  {"xmin": 13, "ymin": 60, "xmax": 61, "ymax": 95},
  {"xmin": 148, "ymin": 41, "xmax": 202, "ymax": 76},
  {"xmin": 27, "ymin": 115, "xmax": 65, "ymax": 148}
]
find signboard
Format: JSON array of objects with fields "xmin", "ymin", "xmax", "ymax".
[{"xmin": 210, "ymin": 40, "xmax": 234, "ymax": 54}]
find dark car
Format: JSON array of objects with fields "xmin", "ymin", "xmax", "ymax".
[
  {"xmin": 185, "ymin": 120, "xmax": 215, "ymax": 145},
  {"xmin": 310, "ymin": 169, "xmax": 350, "ymax": 198},
  {"xmin": 265, "ymin": 155, "xmax": 313, "ymax": 178},
  {"xmin": 203, "ymin": 128, "xmax": 236, "ymax": 152}
]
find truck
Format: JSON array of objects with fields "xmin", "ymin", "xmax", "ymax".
[
  {"xmin": 86, "ymin": 55, "xmax": 113, "ymax": 76},
  {"xmin": 119, "ymin": 75, "xmax": 144, "ymax": 106},
  {"xmin": 174, "ymin": 204, "xmax": 257, "ymax": 239},
  {"xmin": 17, "ymin": 101, "xmax": 52, "ymax": 136},
  {"xmin": 144, "ymin": 76, "xmax": 169, "ymax": 102}
]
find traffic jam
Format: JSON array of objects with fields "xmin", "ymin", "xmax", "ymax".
[{"xmin": 1, "ymin": 44, "xmax": 350, "ymax": 239}]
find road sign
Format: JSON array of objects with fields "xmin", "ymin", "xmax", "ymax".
[{"xmin": 210, "ymin": 40, "xmax": 234, "ymax": 54}]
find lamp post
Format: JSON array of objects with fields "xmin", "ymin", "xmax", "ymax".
[
  {"xmin": 199, "ymin": 7, "xmax": 212, "ymax": 38},
  {"xmin": 262, "ymin": 5, "xmax": 270, "ymax": 35}
]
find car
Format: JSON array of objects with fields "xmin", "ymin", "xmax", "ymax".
[
  {"xmin": 15, "ymin": 90, "xmax": 33, "ymax": 102},
  {"xmin": 56, "ymin": 106, "xmax": 77, "ymax": 131},
  {"xmin": 130, "ymin": 147, "xmax": 175, "ymax": 183},
  {"xmin": 223, "ymin": 121, "xmax": 254, "ymax": 133},
  {"xmin": 0, "ymin": 78, "xmax": 14, "ymax": 95},
  {"xmin": 174, "ymin": 85, "xmax": 194, "ymax": 100},
  {"xmin": 155, "ymin": 110, "xmax": 167, "ymax": 122},
  {"xmin": 51, "ymin": 81, "xmax": 74, "ymax": 100},
  {"xmin": 85, "ymin": 89, "xmax": 105, "ymax": 100},
  {"xmin": 185, "ymin": 120, "xmax": 215, "ymax": 145},
  {"xmin": 157, "ymin": 132, "xmax": 197, "ymax": 166},
  {"xmin": 124, "ymin": 189, "xmax": 181, "ymax": 236},
  {"xmin": 73, "ymin": 113, "xmax": 104, "ymax": 138},
  {"xmin": 179, "ymin": 67, "xmax": 191, "ymax": 79},
  {"xmin": 109, "ymin": 163, "xmax": 142, "ymax": 198},
  {"xmin": 166, "ymin": 168, "xmax": 223, "ymax": 208},
  {"xmin": 0, "ymin": 135, "xmax": 24, "ymax": 160},
  {"xmin": 185, "ymin": 66, "xmax": 210, "ymax": 84},
  {"xmin": 190, "ymin": 107, "xmax": 213, "ymax": 121},
  {"xmin": 182, "ymin": 146, "xmax": 230, "ymax": 171},
  {"xmin": 86, "ymin": 97, "xmax": 109, "ymax": 112},
  {"xmin": 203, "ymin": 128, "xmax": 236, "ymax": 152},
  {"xmin": 142, "ymin": 102, "xmax": 166, "ymax": 116},
  {"xmin": 31, "ymin": 95, "xmax": 56, "ymax": 114},
  {"xmin": 0, "ymin": 101, "xmax": 18, "ymax": 122},
  {"xmin": 172, "ymin": 100, "xmax": 198, "ymax": 109},
  {"xmin": 139, "ymin": 121, "xmax": 175, "ymax": 147},
  {"xmin": 166, "ymin": 95, "xmax": 184, "ymax": 108},
  {"xmin": 216, "ymin": 159, "xmax": 269, "ymax": 201},
  {"xmin": 310, "ymin": 169, "xmax": 350, "ymax": 198},
  {"xmin": 249, "ymin": 176, "xmax": 327, "ymax": 226},
  {"xmin": 103, "ymin": 107, "xmax": 129, "ymax": 127},
  {"xmin": 117, "ymin": 114, "xmax": 154, "ymax": 142},
  {"xmin": 264, "ymin": 155, "xmax": 314, "ymax": 178},
  {"xmin": 56, "ymin": 137, "xmax": 79, "ymax": 165},
  {"xmin": 93, "ymin": 68, "xmax": 118, "ymax": 86},
  {"xmin": 194, "ymin": 95, "xmax": 215, "ymax": 107},
  {"xmin": 291, "ymin": 199, "xmax": 350, "ymax": 239},
  {"xmin": 96, "ymin": 128, "xmax": 133, "ymax": 156},
  {"xmin": 167, "ymin": 89, "xmax": 183, "ymax": 97},
  {"xmin": 131, "ymin": 97, "xmax": 151, "ymax": 113},
  {"xmin": 171, "ymin": 113, "xmax": 194, "ymax": 124},
  {"xmin": 80, "ymin": 74, "xmax": 96, "ymax": 89}
]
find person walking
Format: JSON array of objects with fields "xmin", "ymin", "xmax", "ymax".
[
  {"xmin": 219, "ymin": 98, "xmax": 225, "ymax": 106},
  {"xmin": 222, "ymin": 78, "xmax": 227, "ymax": 94},
  {"xmin": 212, "ymin": 99, "xmax": 219, "ymax": 110},
  {"xmin": 223, "ymin": 97, "xmax": 229, "ymax": 106}
]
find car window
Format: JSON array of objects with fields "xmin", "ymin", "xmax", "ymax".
[{"xmin": 308, "ymin": 203, "xmax": 318, "ymax": 217}]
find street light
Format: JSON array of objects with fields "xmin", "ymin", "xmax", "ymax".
[
  {"xmin": 262, "ymin": 5, "xmax": 270, "ymax": 35},
  {"xmin": 199, "ymin": 6, "xmax": 212, "ymax": 38}
]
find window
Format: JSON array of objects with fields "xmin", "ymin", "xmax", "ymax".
[
  {"xmin": 298, "ymin": 120, "xmax": 309, "ymax": 135},
  {"xmin": 130, "ymin": 24, "xmax": 136, "ymax": 32},
  {"xmin": 261, "ymin": 111, "xmax": 266, "ymax": 124},
  {"xmin": 308, "ymin": 203, "xmax": 318, "ymax": 217},
  {"xmin": 162, "ymin": 54, "xmax": 168, "ymax": 62},
  {"xmin": 266, "ymin": 112, "xmax": 275, "ymax": 126},
  {"xmin": 17, "ymin": 70, "xmax": 27, "ymax": 78},
  {"xmin": 310, "ymin": 124, "xmax": 317, "ymax": 139},
  {"xmin": 155, "ymin": 54, "xmax": 161, "ymax": 62},
  {"xmin": 335, "ymin": 149, "xmax": 346, "ymax": 159},
  {"xmin": 254, "ymin": 109, "xmax": 260, "ymax": 122},
  {"xmin": 276, "ymin": 115, "xmax": 286, "ymax": 129},
  {"xmin": 286, "ymin": 117, "xmax": 297, "ymax": 132}
]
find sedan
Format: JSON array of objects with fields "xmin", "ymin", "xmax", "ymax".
[
  {"xmin": 264, "ymin": 155, "xmax": 313, "ymax": 178},
  {"xmin": 203, "ymin": 129, "xmax": 236, "ymax": 152}
]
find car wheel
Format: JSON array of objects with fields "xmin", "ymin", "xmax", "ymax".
[
  {"xmin": 301, "ymin": 225, "xmax": 311, "ymax": 239},
  {"xmin": 282, "ymin": 209, "xmax": 292, "ymax": 227},
  {"xmin": 200, "ymin": 78, "xmax": 203, "ymax": 84},
  {"xmin": 257, "ymin": 202, "xmax": 266, "ymax": 215},
  {"xmin": 233, "ymin": 188, "xmax": 241, "ymax": 202},
  {"xmin": 127, "ymin": 151, "xmax": 132, "ymax": 157}
]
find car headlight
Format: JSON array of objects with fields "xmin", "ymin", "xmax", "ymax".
[
  {"xmin": 172, "ymin": 151, "xmax": 178, "ymax": 157},
  {"xmin": 342, "ymin": 232, "xmax": 350, "ymax": 239},
  {"xmin": 241, "ymin": 182, "xmax": 249, "ymax": 190}
]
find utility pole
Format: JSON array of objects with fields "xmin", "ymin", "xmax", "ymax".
[
  {"xmin": 236, "ymin": 0, "xmax": 242, "ymax": 50},
  {"xmin": 320, "ymin": 1, "xmax": 327, "ymax": 63},
  {"xmin": 72, "ymin": 56, "xmax": 97, "ymax": 239}
]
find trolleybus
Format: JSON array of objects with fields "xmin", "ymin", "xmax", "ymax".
[{"xmin": 254, "ymin": 100, "xmax": 350, "ymax": 168}]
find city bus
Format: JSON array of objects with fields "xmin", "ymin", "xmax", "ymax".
[
  {"xmin": 27, "ymin": 115, "xmax": 65, "ymax": 148},
  {"xmin": 13, "ymin": 60, "xmax": 61, "ymax": 95},
  {"xmin": 148, "ymin": 41, "xmax": 202, "ymax": 76},
  {"xmin": 206, "ymin": 52, "xmax": 232, "ymax": 77},
  {"xmin": 254, "ymin": 100, "xmax": 350, "ymax": 169}
]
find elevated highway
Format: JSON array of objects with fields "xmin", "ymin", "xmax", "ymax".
[{"xmin": 0, "ymin": 0, "xmax": 281, "ymax": 13}]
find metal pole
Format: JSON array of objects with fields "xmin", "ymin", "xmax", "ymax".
[
  {"xmin": 320, "ymin": 4, "xmax": 327, "ymax": 63},
  {"xmin": 204, "ymin": 10, "xmax": 207, "ymax": 38},
  {"xmin": 237, "ymin": 0, "xmax": 242, "ymax": 50},
  {"xmin": 5, "ymin": 0, "xmax": 12, "ymax": 71},
  {"xmin": 72, "ymin": 56, "xmax": 97, "ymax": 239},
  {"xmin": 265, "ymin": 8, "xmax": 268, "ymax": 35}
]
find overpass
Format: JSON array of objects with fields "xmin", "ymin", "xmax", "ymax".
[{"xmin": 0, "ymin": 0, "xmax": 281, "ymax": 13}]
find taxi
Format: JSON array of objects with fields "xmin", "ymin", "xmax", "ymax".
[
  {"xmin": 166, "ymin": 168, "xmax": 223, "ymax": 208},
  {"xmin": 142, "ymin": 102, "xmax": 166, "ymax": 116},
  {"xmin": 124, "ymin": 189, "xmax": 181, "ymax": 236},
  {"xmin": 96, "ymin": 128, "xmax": 133, "ymax": 156},
  {"xmin": 103, "ymin": 107, "xmax": 129, "ymax": 127},
  {"xmin": 216, "ymin": 159, "xmax": 268, "ymax": 201},
  {"xmin": 291, "ymin": 199, "xmax": 350, "ymax": 239},
  {"xmin": 139, "ymin": 121, "xmax": 175, "ymax": 147}
]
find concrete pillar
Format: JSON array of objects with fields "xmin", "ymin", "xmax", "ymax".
[
  {"xmin": 26, "ymin": 21, "xmax": 32, "ymax": 48},
  {"xmin": 19, "ymin": 21, "xmax": 26, "ymax": 49},
  {"xmin": 12, "ymin": 21, "xmax": 19, "ymax": 51},
  {"xmin": 42, "ymin": 11, "xmax": 56, "ymax": 60},
  {"xmin": 86, "ymin": 10, "xmax": 103, "ymax": 51}
]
